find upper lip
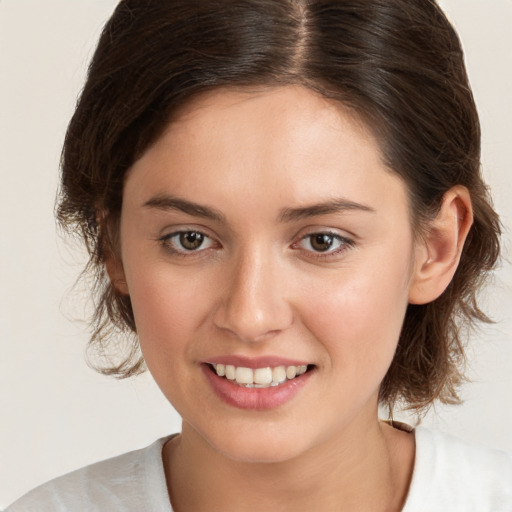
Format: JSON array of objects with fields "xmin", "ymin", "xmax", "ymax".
[{"xmin": 205, "ymin": 355, "xmax": 312, "ymax": 369}]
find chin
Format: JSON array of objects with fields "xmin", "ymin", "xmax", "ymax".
[{"xmin": 197, "ymin": 422, "xmax": 317, "ymax": 464}]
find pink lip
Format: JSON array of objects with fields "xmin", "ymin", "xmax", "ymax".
[
  {"xmin": 205, "ymin": 355, "xmax": 310, "ymax": 369},
  {"xmin": 201, "ymin": 363, "xmax": 313, "ymax": 411}
]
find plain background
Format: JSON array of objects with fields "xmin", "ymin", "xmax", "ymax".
[{"xmin": 1, "ymin": 0, "xmax": 511, "ymax": 507}]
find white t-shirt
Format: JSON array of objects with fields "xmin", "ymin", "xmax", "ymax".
[{"xmin": 6, "ymin": 428, "xmax": 512, "ymax": 511}]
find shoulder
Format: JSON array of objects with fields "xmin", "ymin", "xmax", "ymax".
[
  {"xmin": 5, "ymin": 437, "xmax": 174, "ymax": 512},
  {"xmin": 403, "ymin": 427, "xmax": 512, "ymax": 512}
]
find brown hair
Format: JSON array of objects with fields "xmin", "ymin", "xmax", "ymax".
[{"xmin": 58, "ymin": 0, "xmax": 501, "ymax": 413}]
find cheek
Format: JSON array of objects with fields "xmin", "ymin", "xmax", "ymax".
[
  {"xmin": 124, "ymin": 266, "xmax": 218, "ymax": 413},
  {"xmin": 123, "ymin": 260, "xmax": 212, "ymax": 362},
  {"xmin": 300, "ymin": 260, "xmax": 411, "ymax": 370}
]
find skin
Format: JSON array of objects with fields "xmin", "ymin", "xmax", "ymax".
[{"xmin": 111, "ymin": 86, "xmax": 472, "ymax": 511}]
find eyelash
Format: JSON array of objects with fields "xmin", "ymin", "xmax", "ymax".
[{"xmin": 158, "ymin": 230, "xmax": 355, "ymax": 260}]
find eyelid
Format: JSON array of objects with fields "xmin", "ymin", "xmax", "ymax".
[{"xmin": 157, "ymin": 222, "xmax": 216, "ymax": 238}]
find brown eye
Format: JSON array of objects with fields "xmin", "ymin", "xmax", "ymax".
[
  {"xmin": 161, "ymin": 230, "xmax": 215, "ymax": 255},
  {"xmin": 295, "ymin": 231, "xmax": 354, "ymax": 258},
  {"xmin": 179, "ymin": 231, "xmax": 205, "ymax": 250},
  {"xmin": 309, "ymin": 233, "xmax": 335, "ymax": 252}
]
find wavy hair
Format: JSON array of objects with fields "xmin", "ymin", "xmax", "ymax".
[{"xmin": 57, "ymin": 0, "xmax": 501, "ymax": 413}]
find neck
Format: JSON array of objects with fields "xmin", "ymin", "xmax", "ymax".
[{"xmin": 164, "ymin": 415, "xmax": 414, "ymax": 512}]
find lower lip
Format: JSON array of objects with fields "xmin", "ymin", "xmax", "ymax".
[{"xmin": 202, "ymin": 364, "xmax": 312, "ymax": 410}]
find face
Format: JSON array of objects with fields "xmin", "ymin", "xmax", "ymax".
[{"xmin": 118, "ymin": 86, "xmax": 418, "ymax": 463}]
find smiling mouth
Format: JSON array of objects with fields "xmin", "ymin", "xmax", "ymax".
[{"xmin": 208, "ymin": 363, "xmax": 313, "ymax": 388}]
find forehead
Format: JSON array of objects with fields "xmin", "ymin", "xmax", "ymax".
[
  {"xmin": 125, "ymin": 85, "xmax": 409, "ymax": 223},
  {"xmin": 169, "ymin": 85, "xmax": 374, "ymax": 151}
]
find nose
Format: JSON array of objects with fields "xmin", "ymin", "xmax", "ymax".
[{"xmin": 213, "ymin": 245, "xmax": 294, "ymax": 343}]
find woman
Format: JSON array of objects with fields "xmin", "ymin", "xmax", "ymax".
[{"xmin": 5, "ymin": 0, "xmax": 512, "ymax": 510}]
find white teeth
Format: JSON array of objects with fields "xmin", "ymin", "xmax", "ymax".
[
  {"xmin": 297, "ymin": 365, "xmax": 307, "ymax": 375},
  {"xmin": 216, "ymin": 364, "xmax": 225, "ymax": 377},
  {"xmin": 235, "ymin": 367, "xmax": 254, "ymax": 384},
  {"xmin": 214, "ymin": 363, "xmax": 310, "ymax": 387},
  {"xmin": 225, "ymin": 365, "xmax": 236, "ymax": 380},
  {"xmin": 253, "ymin": 367, "xmax": 273, "ymax": 385},
  {"xmin": 286, "ymin": 366, "xmax": 297, "ymax": 379},
  {"xmin": 272, "ymin": 366, "xmax": 287, "ymax": 384}
]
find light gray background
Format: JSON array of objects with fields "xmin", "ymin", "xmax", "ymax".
[{"xmin": 1, "ymin": 0, "xmax": 511, "ymax": 507}]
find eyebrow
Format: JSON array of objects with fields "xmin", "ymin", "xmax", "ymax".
[
  {"xmin": 143, "ymin": 195, "xmax": 226, "ymax": 222},
  {"xmin": 143, "ymin": 194, "xmax": 375, "ymax": 223},
  {"xmin": 278, "ymin": 198, "xmax": 376, "ymax": 222}
]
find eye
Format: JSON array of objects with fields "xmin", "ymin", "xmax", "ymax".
[
  {"xmin": 296, "ymin": 232, "xmax": 354, "ymax": 256},
  {"xmin": 160, "ymin": 230, "xmax": 216, "ymax": 254}
]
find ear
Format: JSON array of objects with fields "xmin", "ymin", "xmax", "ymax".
[
  {"xmin": 105, "ymin": 253, "xmax": 129, "ymax": 296},
  {"xmin": 408, "ymin": 186, "xmax": 473, "ymax": 305},
  {"xmin": 99, "ymin": 212, "xmax": 129, "ymax": 296}
]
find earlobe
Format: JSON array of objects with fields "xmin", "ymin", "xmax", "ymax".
[
  {"xmin": 99, "ymin": 212, "xmax": 129, "ymax": 296},
  {"xmin": 105, "ymin": 256, "xmax": 129, "ymax": 296},
  {"xmin": 408, "ymin": 186, "xmax": 473, "ymax": 305}
]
